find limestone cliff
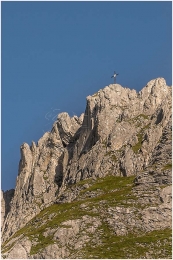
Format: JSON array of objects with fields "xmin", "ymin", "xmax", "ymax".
[
  {"xmin": 1, "ymin": 189, "xmax": 14, "ymax": 229},
  {"xmin": 1, "ymin": 78, "xmax": 172, "ymax": 259}
]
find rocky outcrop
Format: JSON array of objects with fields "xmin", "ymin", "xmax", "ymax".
[
  {"xmin": 2, "ymin": 113, "xmax": 83, "ymax": 241},
  {"xmin": 1, "ymin": 189, "xmax": 14, "ymax": 229},
  {"xmin": 1, "ymin": 77, "xmax": 172, "ymax": 259},
  {"xmin": 61, "ymin": 78, "xmax": 171, "ymax": 184}
]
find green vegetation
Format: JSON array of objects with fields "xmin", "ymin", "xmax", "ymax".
[
  {"xmin": 105, "ymin": 151, "xmax": 112, "ymax": 156},
  {"xmin": 111, "ymin": 154, "xmax": 117, "ymax": 162},
  {"xmin": 132, "ymin": 132, "xmax": 143, "ymax": 153},
  {"xmin": 131, "ymin": 114, "xmax": 150, "ymax": 123},
  {"xmin": 102, "ymin": 139, "xmax": 107, "ymax": 148},
  {"xmin": 2, "ymin": 176, "xmax": 135, "ymax": 255},
  {"xmin": 132, "ymin": 123, "xmax": 150, "ymax": 153},
  {"xmin": 2, "ymin": 199, "xmax": 90, "ymax": 255},
  {"xmin": 2, "ymin": 175, "xmax": 171, "ymax": 258},
  {"xmin": 79, "ymin": 175, "xmax": 134, "ymax": 194},
  {"xmin": 105, "ymin": 151, "xmax": 117, "ymax": 162},
  {"xmin": 82, "ymin": 226, "xmax": 172, "ymax": 259},
  {"xmin": 30, "ymin": 233, "xmax": 54, "ymax": 255},
  {"xmin": 74, "ymin": 178, "xmax": 93, "ymax": 186},
  {"xmin": 143, "ymin": 123, "xmax": 150, "ymax": 130},
  {"xmin": 162, "ymin": 163, "xmax": 172, "ymax": 170},
  {"xmin": 75, "ymin": 175, "xmax": 137, "ymax": 213},
  {"xmin": 1, "ymin": 242, "xmax": 15, "ymax": 254},
  {"xmin": 127, "ymin": 114, "xmax": 150, "ymax": 128},
  {"xmin": 137, "ymin": 114, "xmax": 150, "ymax": 120}
]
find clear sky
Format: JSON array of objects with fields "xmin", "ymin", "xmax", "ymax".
[{"xmin": 2, "ymin": 1, "xmax": 172, "ymax": 191}]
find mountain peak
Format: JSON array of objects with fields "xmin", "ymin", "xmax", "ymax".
[{"xmin": 1, "ymin": 78, "xmax": 172, "ymax": 259}]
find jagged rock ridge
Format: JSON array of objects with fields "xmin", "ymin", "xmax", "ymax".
[{"xmin": 1, "ymin": 77, "xmax": 172, "ymax": 259}]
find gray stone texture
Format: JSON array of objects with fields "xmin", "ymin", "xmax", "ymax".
[{"xmin": 1, "ymin": 78, "xmax": 172, "ymax": 259}]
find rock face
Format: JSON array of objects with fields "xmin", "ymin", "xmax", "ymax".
[
  {"xmin": 1, "ymin": 189, "xmax": 14, "ymax": 229},
  {"xmin": 2, "ymin": 113, "xmax": 83, "ymax": 241},
  {"xmin": 1, "ymin": 78, "xmax": 172, "ymax": 259}
]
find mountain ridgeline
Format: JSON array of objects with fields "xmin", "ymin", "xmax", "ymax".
[{"xmin": 1, "ymin": 78, "xmax": 172, "ymax": 259}]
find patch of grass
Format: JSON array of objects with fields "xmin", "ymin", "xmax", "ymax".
[
  {"xmin": 143, "ymin": 123, "xmax": 150, "ymax": 130},
  {"xmin": 1, "ymin": 242, "xmax": 15, "ymax": 254},
  {"xmin": 131, "ymin": 114, "xmax": 149, "ymax": 122},
  {"xmin": 105, "ymin": 151, "xmax": 113, "ymax": 156},
  {"xmin": 79, "ymin": 175, "xmax": 137, "ymax": 209},
  {"xmin": 82, "ymin": 226, "xmax": 172, "ymax": 259},
  {"xmin": 162, "ymin": 163, "xmax": 172, "ymax": 170},
  {"xmin": 66, "ymin": 177, "xmax": 94, "ymax": 191},
  {"xmin": 105, "ymin": 151, "xmax": 117, "ymax": 162},
  {"xmin": 132, "ymin": 132, "xmax": 143, "ymax": 153},
  {"xmin": 138, "ymin": 114, "xmax": 150, "ymax": 120},
  {"xmin": 128, "ymin": 114, "xmax": 150, "ymax": 127},
  {"xmin": 2, "ymin": 197, "xmax": 98, "ymax": 255},
  {"xmin": 75, "ymin": 178, "xmax": 93, "ymax": 186},
  {"xmin": 30, "ymin": 234, "xmax": 54, "ymax": 255},
  {"xmin": 102, "ymin": 139, "xmax": 107, "ymax": 148},
  {"xmin": 80, "ymin": 175, "xmax": 134, "ymax": 193},
  {"xmin": 2, "ymin": 176, "xmax": 135, "ymax": 256},
  {"xmin": 111, "ymin": 154, "xmax": 117, "ymax": 162},
  {"xmin": 160, "ymin": 184, "xmax": 170, "ymax": 189},
  {"xmin": 85, "ymin": 189, "xmax": 137, "ymax": 209},
  {"xmin": 132, "ymin": 123, "xmax": 150, "ymax": 153},
  {"xmin": 4, "ymin": 175, "xmax": 170, "ymax": 259}
]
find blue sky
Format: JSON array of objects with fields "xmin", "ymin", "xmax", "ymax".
[{"xmin": 2, "ymin": 1, "xmax": 172, "ymax": 191}]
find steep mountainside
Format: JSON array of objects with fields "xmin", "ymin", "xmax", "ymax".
[{"xmin": 1, "ymin": 78, "xmax": 172, "ymax": 259}]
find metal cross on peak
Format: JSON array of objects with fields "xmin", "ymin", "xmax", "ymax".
[{"xmin": 111, "ymin": 71, "xmax": 119, "ymax": 84}]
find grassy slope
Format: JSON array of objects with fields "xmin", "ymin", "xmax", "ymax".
[{"xmin": 2, "ymin": 175, "xmax": 172, "ymax": 258}]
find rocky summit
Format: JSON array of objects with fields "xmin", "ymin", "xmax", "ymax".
[{"xmin": 1, "ymin": 78, "xmax": 172, "ymax": 259}]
